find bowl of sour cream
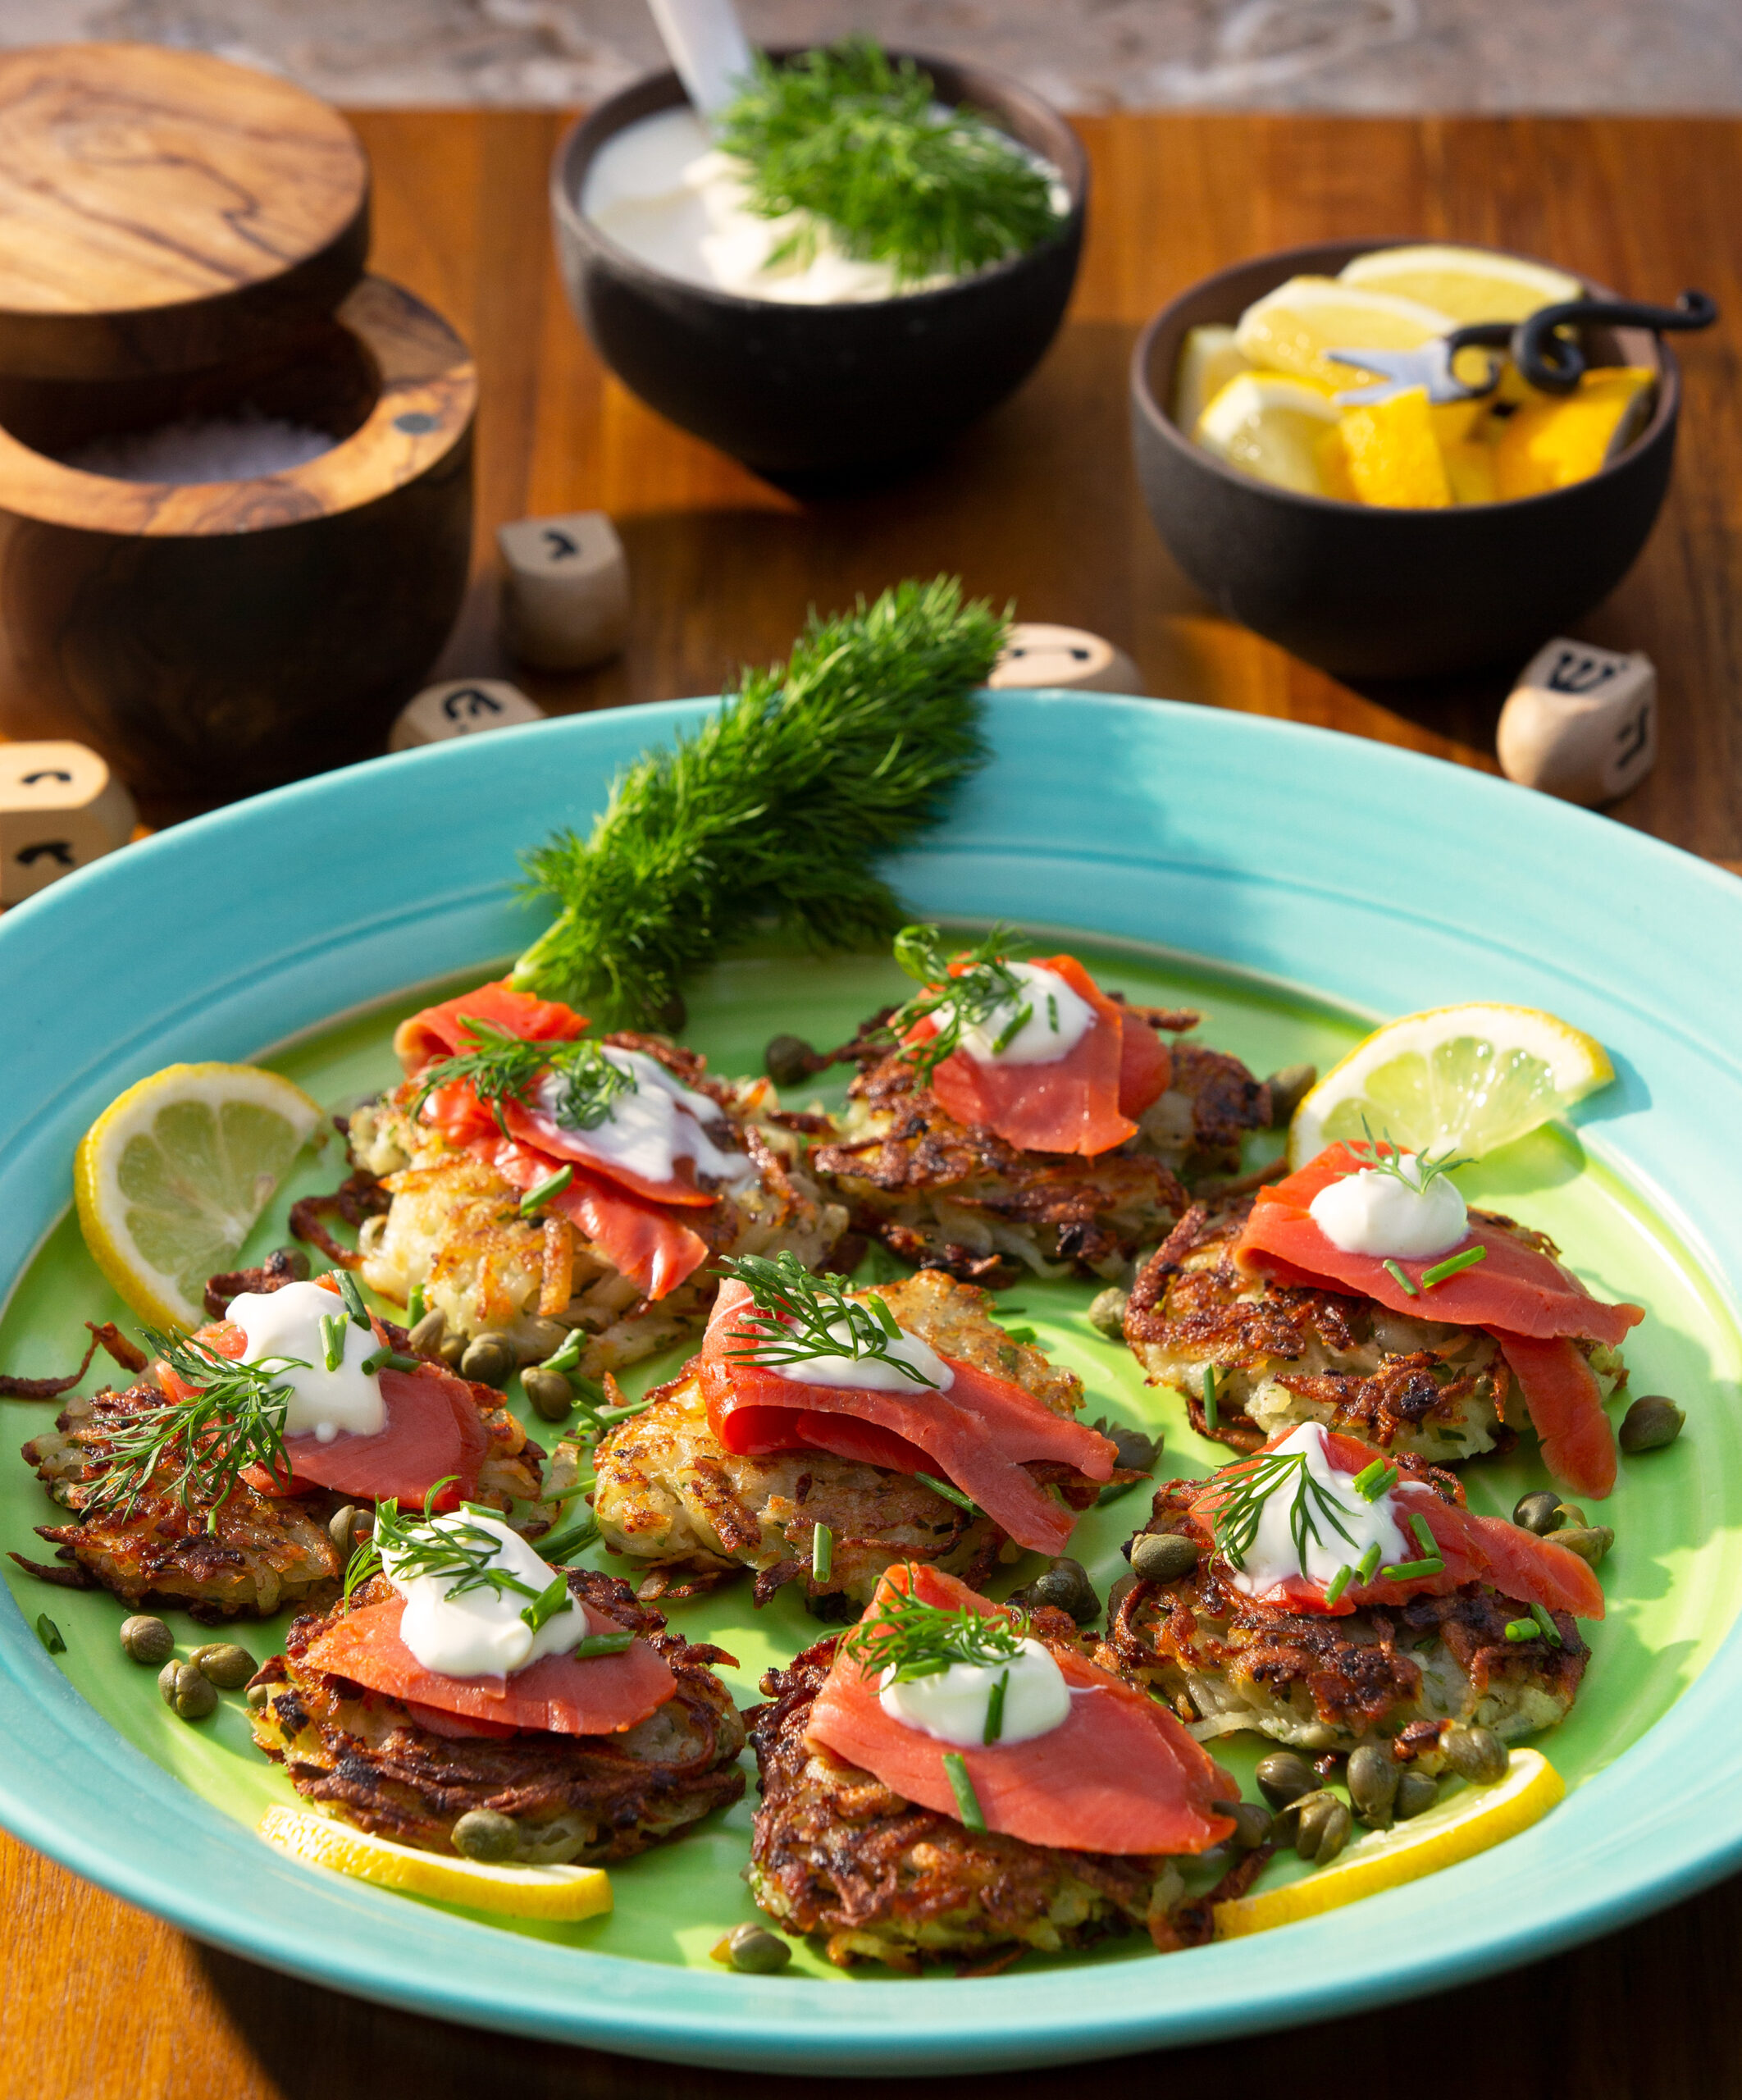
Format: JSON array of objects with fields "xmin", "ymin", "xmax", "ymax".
[{"xmin": 550, "ymin": 50, "xmax": 1087, "ymax": 479}]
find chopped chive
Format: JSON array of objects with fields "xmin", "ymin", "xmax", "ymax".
[
  {"xmin": 572, "ymin": 1631, "xmax": 634, "ymax": 1660},
  {"xmin": 942, "ymin": 1751, "xmax": 986, "ymax": 1829},
  {"xmin": 539, "ymin": 1516, "xmax": 600, "ymax": 1563},
  {"xmin": 518, "ymin": 1165, "xmax": 574, "ymax": 1218},
  {"xmin": 991, "ymin": 1003, "xmax": 1033, "ymax": 1055},
  {"xmin": 35, "ymin": 1614, "xmax": 65, "ymax": 1655},
  {"xmin": 1047, "ymin": 993, "xmax": 1059, "ymax": 1034},
  {"xmin": 320, "ymin": 1311, "xmax": 346, "ymax": 1373},
  {"xmin": 361, "ymin": 1348, "xmax": 421, "ymax": 1376},
  {"xmin": 1421, "ymin": 1244, "xmax": 1487, "ymax": 1290},
  {"xmin": 983, "ymin": 1669, "xmax": 1010, "ymax": 1745},
  {"xmin": 520, "ymin": 1573, "xmax": 573, "ymax": 1634},
  {"xmin": 1378, "ymin": 1556, "xmax": 1446, "ymax": 1581},
  {"xmin": 1096, "ymin": 1477, "xmax": 1145, "ymax": 1507},
  {"xmin": 541, "ymin": 1329, "xmax": 585, "ymax": 1375},
  {"xmin": 999, "ymin": 1306, "xmax": 1028, "ymax": 1316},
  {"xmin": 1001, "ymin": 1326, "xmax": 1037, "ymax": 1345},
  {"xmin": 1530, "ymin": 1600, "xmax": 1563, "ymax": 1647},
  {"xmin": 1357, "ymin": 1541, "xmax": 1383, "ymax": 1584},
  {"xmin": 812, "ymin": 1522, "xmax": 834, "ymax": 1581},
  {"xmin": 1352, "ymin": 1458, "xmax": 1399, "ymax": 1502},
  {"xmin": 1202, "ymin": 1364, "xmax": 1219, "ymax": 1431},
  {"xmin": 542, "ymin": 1477, "xmax": 596, "ymax": 1504},
  {"xmin": 407, "ymin": 1281, "xmax": 426, "ymax": 1326},
  {"xmin": 335, "ymin": 1269, "xmax": 372, "ymax": 1331},
  {"xmin": 1383, "ymin": 1259, "xmax": 1419, "ymax": 1298},
  {"xmin": 867, "ymin": 1294, "xmax": 902, "ymax": 1340},
  {"xmin": 1411, "ymin": 1513, "xmax": 1438, "ymax": 1557},
  {"xmin": 914, "ymin": 1470, "xmax": 978, "ymax": 1514},
  {"xmin": 1504, "ymin": 1617, "xmax": 1538, "ymax": 1641},
  {"xmin": 1323, "ymin": 1564, "xmax": 1354, "ymax": 1605}
]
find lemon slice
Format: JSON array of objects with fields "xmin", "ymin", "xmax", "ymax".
[
  {"xmin": 1233, "ymin": 276, "xmax": 1455, "ymax": 390},
  {"xmin": 260, "ymin": 1805, "xmax": 613, "ymax": 1921},
  {"xmin": 1173, "ymin": 324, "xmax": 1253, "ymax": 433},
  {"xmin": 1339, "ymin": 244, "xmax": 1584, "ymax": 323},
  {"xmin": 1288, "ymin": 1003, "xmax": 1613, "ymax": 1169},
  {"xmin": 75, "ymin": 1063, "xmax": 324, "ymax": 1331},
  {"xmin": 1215, "ymin": 1748, "xmax": 1563, "ymax": 1938},
  {"xmin": 1195, "ymin": 373, "xmax": 1344, "ymax": 495}
]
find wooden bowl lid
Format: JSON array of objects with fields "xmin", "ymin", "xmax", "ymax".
[{"xmin": 0, "ymin": 43, "xmax": 370, "ymax": 380}]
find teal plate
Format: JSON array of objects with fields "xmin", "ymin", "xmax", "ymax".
[{"xmin": 2, "ymin": 693, "xmax": 1742, "ymax": 2071}]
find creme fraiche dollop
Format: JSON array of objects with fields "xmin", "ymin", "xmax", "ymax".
[
  {"xmin": 530, "ymin": 1045, "xmax": 755, "ymax": 1190},
  {"xmin": 225, "ymin": 1280, "xmax": 385, "ymax": 1445},
  {"xmin": 1226, "ymin": 1422, "xmax": 1411, "ymax": 1598},
  {"xmin": 1308, "ymin": 1151, "xmax": 1468, "ymax": 1261},
  {"xmin": 776, "ymin": 1311, "xmax": 955, "ymax": 1395},
  {"xmin": 939, "ymin": 960, "xmax": 1095, "ymax": 1068},
  {"xmin": 879, "ymin": 1637, "xmax": 1069, "ymax": 1747},
  {"xmin": 384, "ymin": 1509, "xmax": 589, "ymax": 1678}
]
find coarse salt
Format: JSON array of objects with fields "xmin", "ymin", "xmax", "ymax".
[{"xmin": 57, "ymin": 410, "xmax": 334, "ymax": 486}]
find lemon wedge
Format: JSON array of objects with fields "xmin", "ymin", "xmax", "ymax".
[
  {"xmin": 1288, "ymin": 1002, "xmax": 1614, "ymax": 1169},
  {"xmin": 1233, "ymin": 276, "xmax": 1455, "ymax": 390},
  {"xmin": 1195, "ymin": 373, "xmax": 1344, "ymax": 495},
  {"xmin": 1174, "ymin": 324, "xmax": 1253, "ymax": 433},
  {"xmin": 1338, "ymin": 244, "xmax": 1584, "ymax": 323},
  {"xmin": 1338, "ymin": 386, "xmax": 1452, "ymax": 508},
  {"xmin": 1215, "ymin": 1748, "xmax": 1563, "ymax": 1938},
  {"xmin": 259, "ymin": 1805, "xmax": 613, "ymax": 1921},
  {"xmin": 75, "ymin": 1063, "xmax": 323, "ymax": 1331},
  {"xmin": 1493, "ymin": 368, "xmax": 1657, "ymax": 498}
]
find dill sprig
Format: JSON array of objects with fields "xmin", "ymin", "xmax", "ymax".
[
  {"xmin": 718, "ymin": 40, "xmax": 1064, "ymax": 287},
  {"xmin": 841, "ymin": 1576, "xmax": 1030, "ymax": 1682},
  {"xmin": 1208, "ymin": 1448, "xmax": 1361, "ymax": 1574},
  {"xmin": 882, "ymin": 921, "xmax": 1033, "ymax": 1081},
  {"xmin": 509, "ymin": 579, "xmax": 1001, "ymax": 1028},
  {"xmin": 85, "ymin": 1329, "xmax": 300, "ymax": 1530},
  {"xmin": 344, "ymin": 1486, "xmax": 572, "ymax": 1641},
  {"xmin": 411, "ymin": 1017, "xmax": 635, "ymax": 1136},
  {"xmin": 1340, "ymin": 1116, "xmax": 1470, "ymax": 1196},
  {"xmin": 719, "ymin": 1250, "xmax": 939, "ymax": 1388}
]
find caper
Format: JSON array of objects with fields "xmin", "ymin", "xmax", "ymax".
[
  {"xmin": 119, "ymin": 1614, "xmax": 174, "ymax": 1665},
  {"xmin": 1265, "ymin": 1064, "xmax": 1318, "ymax": 1130},
  {"xmin": 1105, "ymin": 1573, "xmax": 1138, "ymax": 1623},
  {"xmin": 1130, "ymin": 1532, "xmax": 1201, "ymax": 1584},
  {"xmin": 1346, "ymin": 1744, "xmax": 1399, "ymax": 1828},
  {"xmin": 1277, "ymin": 1789, "xmax": 1350, "ymax": 1865},
  {"xmin": 764, "ymin": 1034, "xmax": 819, "ymax": 1089},
  {"xmin": 329, "ymin": 1504, "xmax": 371, "ymax": 1556},
  {"xmin": 1620, "ymin": 1393, "xmax": 1685, "ymax": 1454},
  {"xmin": 1512, "ymin": 1491, "xmax": 1563, "ymax": 1536},
  {"xmin": 1443, "ymin": 1724, "xmax": 1509, "ymax": 1786},
  {"xmin": 191, "ymin": 1641, "xmax": 256, "ymax": 1690},
  {"xmin": 523, "ymin": 1367, "xmax": 575, "ymax": 1422},
  {"xmin": 1554, "ymin": 1503, "xmax": 1589, "ymax": 1532},
  {"xmin": 1014, "ymin": 1557, "xmax": 1098, "ymax": 1623},
  {"xmin": 1394, "ymin": 1769, "xmax": 1439, "ymax": 1819},
  {"xmin": 1213, "ymin": 1799, "xmax": 1272, "ymax": 1851},
  {"xmin": 517, "ymin": 1318, "xmax": 570, "ymax": 1366},
  {"xmin": 1255, "ymin": 1750, "xmax": 1316, "ymax": 1808},
  {"xmin": 246, "ymin": 1680, "xmax": 272, "ymax": 1711},
  {"xmin": 459, "ymin": 1333, "xmax": 516, "ymax": 1388},
  {"xmin": 407, "ymin": 1308, "xmax": 447, "ymax": 1358},
  {"xmin": 1087, "ymin": 1286, "xmax": 1130, "ymax": 1340},
  {"xmin": 1554, "ymin": 1524, "xmax": 1613, "ymax": 1568},
  {"xmin": 451, "ymin": 1809, "xmax": 519, "ymax": 1862},
  {"xmin": 160, "ymin": 1660, "xmax": 217, "ymax": 1720},
  {"xmin": 1103, "ymin": 1420, "xmax": 1162, "ymax": 1472},
  {"xmin": 725, "ymin": 1922, "xmax": 792, "ymax": 1974},
  {"xmin": 438, "ymin": 1333, "xmax": 467, "ymax": 1369}
]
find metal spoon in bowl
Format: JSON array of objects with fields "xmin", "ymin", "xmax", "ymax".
[
  {"xmin": 1326, "ymin": 289, "xmax": 1718, "ymax": 405},
  {"xmin": 645, "ymin": 0, "xmax": 754, "ymax": 115}
]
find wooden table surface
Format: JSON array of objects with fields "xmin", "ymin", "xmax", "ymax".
[{"xmin": 6, "ymin": 107, "xmax": 1742, "ymax": 2100}]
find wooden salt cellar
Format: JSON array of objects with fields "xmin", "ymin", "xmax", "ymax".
[{"xmin": 0, "ymin": 45, "xmax": 477, "ymax": 798}]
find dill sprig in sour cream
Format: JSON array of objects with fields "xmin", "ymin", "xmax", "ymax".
[
  {"xmin": 1309, "ymin": 1144, "xmax": 1469, "ymax": 1260},
  {"xmin": 844, "ymin": 1579, "xmax": 1069, "ymax": 1748}
]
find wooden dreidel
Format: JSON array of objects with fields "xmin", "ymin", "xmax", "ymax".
[
  {"xmin": 389, "ymin": 679, "xmax": 545, "ymax": 753},
  {"xmin": 1496, "ymin": 639, "xmax": 1658, "ymax": 806},
  {"xmin": 0, "ymin": 740, "xmax": 136, "ymax": 905},
  {"xmin": 987, "ymin": 623, "xmax": 1145, "ymax": 696},
  {"xmin": 497, "ymin": 512, "xmax": 630, "ymax": 671}
]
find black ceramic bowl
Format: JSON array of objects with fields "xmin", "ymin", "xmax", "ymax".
[
  {"xmin": 550, "ymin": 54, "xmax": 1086, "ymax": 478},
  {"xmin": 1130, "ymin": 239, "xmax": 1680, "ymax": 678}
]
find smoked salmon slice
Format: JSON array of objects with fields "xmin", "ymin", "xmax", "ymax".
[
  {"xmin": 393, "ymin": 979, "xmax": 588, "ymax": 1074},
  {"xmin": 1188, "ymin": 1427, "xmax": 1604, "ymax": 1619},
  {"xmin": 699, "ymin": 1282, "xmax": 1115, "ymax": 1556},
  {"xmin": 485, "ymin": 1134, "xmax": 711, "ymax": 1301},
  {"xmin": 498, "ymin": 1097, "xmax": 719, "ymax": 1209},
  {"xmin": 805, "ymin": 1564, "xmax": 1235, "ymax": 1855},
  {"xmin": 919, "ymin": 954, "xmax": 1139, "ymax": 1157},
  {"xmin": 1237, "ymin": 1144, "xmax": 1644, "ymax": 1347},
  {"xmin": 300, "ymin": 1592, "xmax": 676, "ymax": 1736},
  {"xmin": 1491, "ymin": 1332, "xmax": 1618, "ymax": 1500}
]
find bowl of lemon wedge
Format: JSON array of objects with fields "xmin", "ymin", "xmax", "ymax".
[{"xmin": 1130, "ymin": 240, "xmax": 1684, "ymax": 678}]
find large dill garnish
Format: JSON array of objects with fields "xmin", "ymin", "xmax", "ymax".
[
  {"xmin": 85, "ymin": 1330, "xmax": 300, "ymax": 1530},
  {"xmin": 1206, "ymin": 1447, "xmax": 1361, "ymax": 1574},
  {"xmin": 718, "ymin": 40, "xmax": 1064, "ymax": 287},
  {"xmin": 881, "ymin": 921, "xmax": 1032, "ymax": 1082},
  {"xmin": 411, "ymin": 1017, "xmax": 634, "ymax": 1136},
  {"xmin": 841, "ymin": 1576, "xmax": 1030, "ymax": 1682},
  {"xmin": 509, "ymin": 578, "xmax": 1001, "ymax": 1028},
  {"xmin": 718, "ymin": 1250, "xmax": 940, "ymax": 1388}
]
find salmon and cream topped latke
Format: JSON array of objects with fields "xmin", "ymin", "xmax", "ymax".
[
  {"xmin": 746, "ymin": 1562, "xmax": 1257, "ymax": 1969},
  {"xmin": 331, "ymin": 981, "xmax": 847, "ymax": 1376},
  {"xmin": 807, "ymin": 925, "xmax": 1272, "ymax": 1284},
  {"xmin": 592, "ymin": 1256, "xmax": 1136, "ymax": 1611}
]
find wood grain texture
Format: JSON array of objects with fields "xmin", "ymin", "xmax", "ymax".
[
  {"xmin": 0, "ymin": 44, "xmax": 370, "ymax": 378},
  {"xmin": 4, "ymin": 107, "xmax": 1742, "ymax": 2087}
]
